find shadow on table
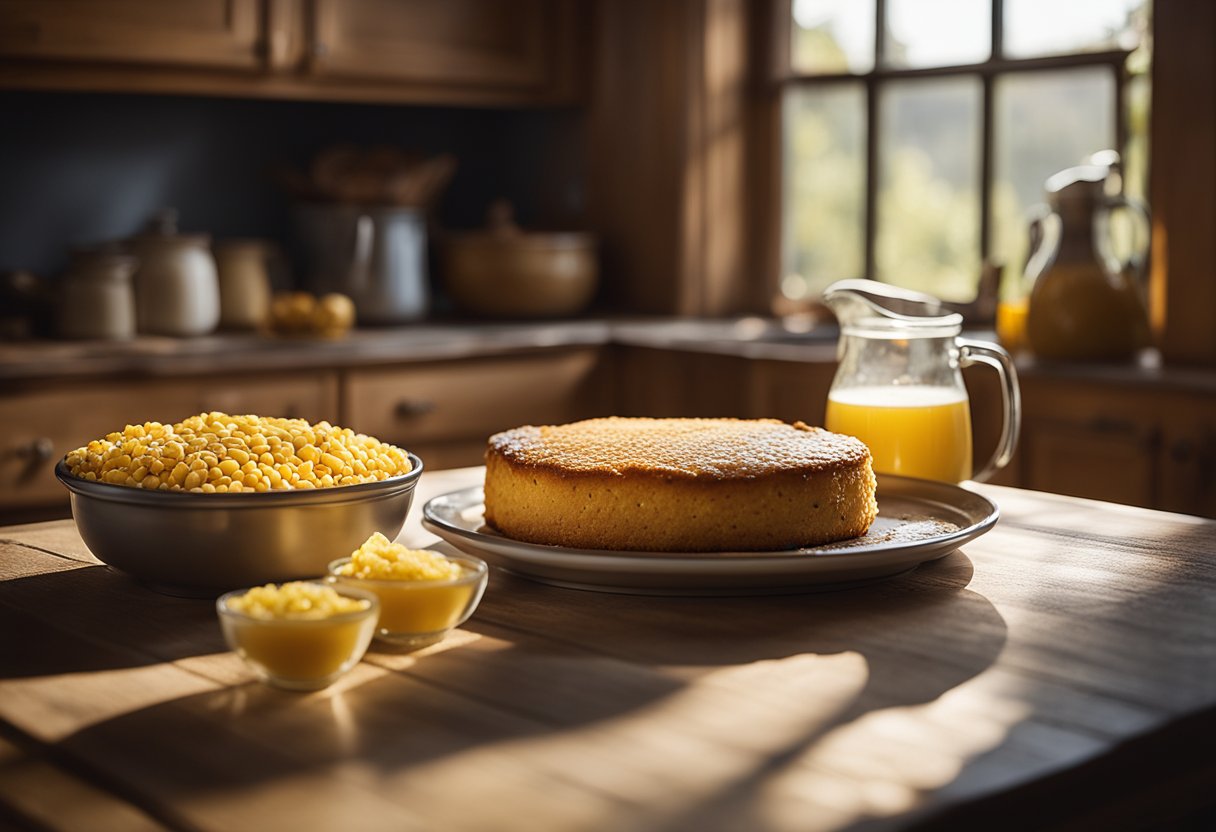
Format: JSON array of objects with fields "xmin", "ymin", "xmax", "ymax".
[
  {"xmin": 0, "ymin": 564, "xmax": 222, "ymax": 679},
  {"xmin": 30, "ymin": 549, "xmax": 1010, "ymax": 825}
]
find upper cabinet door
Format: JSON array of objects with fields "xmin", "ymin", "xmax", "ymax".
[
  {"xmin": 0, "ymin": 0, "xmax": 265, "ymax": 70},
  {"xmin": 310, "ymin": 0, "xmax": 565, "ymax": 91}
]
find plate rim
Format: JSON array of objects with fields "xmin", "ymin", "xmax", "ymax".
[{"xmin": 420, "ymin": 474, "xmax": 998, "ymax": 567}]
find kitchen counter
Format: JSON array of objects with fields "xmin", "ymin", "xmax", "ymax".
[
  {"xmin": 0, "ymin": 469, "xmax": 1213, "ymax": 830},
  {"xmin": 4, "ymin": 318, "xmax": 1215, "ymax": 393}
]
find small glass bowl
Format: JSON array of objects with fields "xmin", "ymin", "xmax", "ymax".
[
  {"xmin": 327, "ymin": 551, "xmax": 488, "ymax": 649},
  {"xmin": 216, "ymin": 582, "xmax": 380, "ymax": 691}
]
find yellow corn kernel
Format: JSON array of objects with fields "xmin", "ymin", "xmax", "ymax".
[{"xmin": 65, "ymin": 412, "xmax": 411, "ymax": 492}]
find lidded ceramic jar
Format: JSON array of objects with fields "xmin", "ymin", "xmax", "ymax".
[
  {"xmin": 128, "ymin": 209, "xmax": 220, "ymax": 336},
  {"xmin": 58, "ymin": 247, "xmax": 138, "ymax": 340},
  {"xmin": 215, "ymin": 239, "xmax": 274, "ymax": 331}
]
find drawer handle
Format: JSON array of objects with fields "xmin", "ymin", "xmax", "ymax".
[
  {"xmin": 12, "ymin": 437, "xmax": 55, "ymax": 462},
  {"xmin": 395, "ymin": 400, "xmax": 436, "ymax": 419}
]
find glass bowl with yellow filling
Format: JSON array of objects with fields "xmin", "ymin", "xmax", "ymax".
[
  {"xmin": 328, "ymin": 532, "xmax": 487, "ymax": 649},
  {"xmin": 217, "ymin": 580, "xmax": 380, "ymax": 690}
]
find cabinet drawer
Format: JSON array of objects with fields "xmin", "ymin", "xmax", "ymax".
[
  {"xmin": 341, "ymin": 349, "xmax": 609, "ymax": 461},
  {"xmin": 311, "ymin": 0, "xmax": 565, "ymax": 89},
  {"xmin": 0, "ymin": 373, "xmax": 338, "ymax": 516},
  {"xmin": 1022, "ymin": 418, "xmax": 1160, "ymax": 509}
]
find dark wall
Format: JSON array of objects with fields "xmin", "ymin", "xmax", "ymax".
[{"xmin": 0, "ymin": 90, "xmax": 585, "ymax": 281}]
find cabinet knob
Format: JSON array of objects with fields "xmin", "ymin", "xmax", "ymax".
[
  {"xmin": 311, "ymin": 41, "xmax": 328, "ymax": 59},
  {"xmin": 1171, "ymin": 439, "xmax": 1194, "ymax": 463},
  {"xmin": 13, "ymin": 437, "xmax": 54, "ymax": 462},
  {"xmin": 395, "ymin": 400, "xmax": 436, "ymax": 420}
]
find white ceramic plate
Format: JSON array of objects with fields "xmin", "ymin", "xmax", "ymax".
[{"xmin": 421, "ymin": 475, "xmax": 998, "ymax": 595}]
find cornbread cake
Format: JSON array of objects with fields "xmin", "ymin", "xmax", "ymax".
[{"xmin": 484, "ymin": 417, "xmax": 877, "ymax": 552}]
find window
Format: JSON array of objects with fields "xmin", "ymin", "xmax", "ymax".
[{"xmin": 779, "ymin": 0, "xmax": 1151, "ymax": 307}]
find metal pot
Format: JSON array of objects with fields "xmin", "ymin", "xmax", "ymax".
[
  {"xmin": 293, "ymin": 203, "xmax": 429, "ymax": 325},
  {"xmin": 441, "ymin": 202, "xmax": 597, "ymax": 319}
]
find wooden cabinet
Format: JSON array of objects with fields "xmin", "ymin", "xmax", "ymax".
[
  {"xmin": 1004, "ymin": 376, "xmax": 1216, "ymax": 518},
  {"xmin": 0, "ymin": 0, "xmax": 581, "ymax": 106},
  {"xmin": 343, "ymin": 347, "xmax": 610, "ymax": 471},
  {"xmin": 0, "ymin": 348, "xmax": 610, "ymax": 520},
  {"xmin": 614, "ymin": 346, "xmax": 839, "ymax": 426},
  {"xmin": 5, "ymin": 340, "xmax": 1215, "ymax": 522},
  {"xmin": 310, "ymin": 0, "xmax": 573, "ymax": 94},
  {"xmin": 0, "ymin": 0, "xmax": 265, "ymax": 70},
  {"xmin": 0, "ymin": 372, "xmax": 337, "ymax": 521}
]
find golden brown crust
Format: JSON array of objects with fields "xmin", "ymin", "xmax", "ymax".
[
  {"xmin": 487, "ymin": 417, "xmax": 869, "ymax": 480},
  {"xmin": 483, "ymin": 417, "xmax": 877, "ymax": 552}
]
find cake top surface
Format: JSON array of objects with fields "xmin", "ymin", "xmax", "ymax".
[{"xmin": 488, "ymin": 417, "xmax": 870, "ymax": 478}]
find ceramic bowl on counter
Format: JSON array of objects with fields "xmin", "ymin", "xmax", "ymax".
[
  {"xmin": 327, "ymin": 550, "xmax": 488, "ymax": 648},
  {"xmin": 54, "ymin": 453, "xmax": 423, "ymax": 597},
  {"xmin": 440, "ymin": 201, "xmax": 598, "ymax": 319},
  {"xmin": 217, "ymin": 581, "xmax": 380, "ymax": 691}
]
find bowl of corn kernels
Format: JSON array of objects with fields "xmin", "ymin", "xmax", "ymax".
[{"xmin": 55, "ymin": 412, "xmax": 423, "ymax": 596}]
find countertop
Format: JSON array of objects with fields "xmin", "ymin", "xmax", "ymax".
[
  {"xmin": 3, "ymin": 318, "xmax": 1216, "ymax": 393},
  {"xmin": 1, "ymin": 468, "xmax": 1213, "ymax": 830}
]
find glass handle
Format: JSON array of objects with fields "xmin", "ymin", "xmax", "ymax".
[{"xmin": 957, "ymin": 337, "xmax": 1021, "ymax": 483}]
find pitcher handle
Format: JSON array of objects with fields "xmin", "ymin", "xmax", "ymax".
[
  {"xmin": 957, "ymin": 337, "xmax": 1022, "ymax": 483},
  {"xmin": 1104, "ymin": 194, "xmax": 1151, "ymax": 282}
]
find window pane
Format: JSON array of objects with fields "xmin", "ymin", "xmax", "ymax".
[
  {"xmin": 782, "ymin": 84, "xmax": 866, "ymax": 301},
  {"xmin": 884, "ymin": 0, "xmax": 990, "ymax": 69},
  {"xmin": 990, "ymin": 68, "xmax": 1116, "ymax": 296},
  {"xmin": 875, "ymin": 77, "xmax": 982, "ymax": 302},
  {"xmin": 1004, "ymin": 0, "xmax": 1148, "ymax": 58},
  {"xmin": 791, "ymin": 0, "xmax": 875, "ymax": 75}
]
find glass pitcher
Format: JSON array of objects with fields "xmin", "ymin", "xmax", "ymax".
[
  {"xmin": 1023, "ymin": 163, "xmax": 1151, "ymax": 361},
  {"xmin": 822, "ymin": 279, "xmax": 1021, "ymax": 483}
]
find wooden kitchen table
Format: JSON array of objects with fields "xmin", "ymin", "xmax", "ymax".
[{"xmin": 0, "ymin": 467, "xmax": 1212, "ymax": 831}]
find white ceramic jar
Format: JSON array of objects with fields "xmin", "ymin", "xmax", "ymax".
[
  {"xmin": 129, "ymin": 210, "xmax": 220, "ymax": 337},
  {"xmin": 58, "ymin": 249, "xmax": 138, "ymax": 340},
  {"xmin": 215, "ymin": 239, "xmax": 273, "ymax": 331}
]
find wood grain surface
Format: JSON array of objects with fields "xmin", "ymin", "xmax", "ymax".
[{"xmin": 1, "ymin": 468, "xmax": 1213, "ymax": 831}]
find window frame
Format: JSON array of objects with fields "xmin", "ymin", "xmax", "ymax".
[{"xmin": 768, "ymin": 0, "xmax": 1138, "ymax": 303}]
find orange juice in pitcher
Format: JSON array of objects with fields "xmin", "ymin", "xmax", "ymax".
[
  {"xmin": 822, "ymin": 280, "xmax": 1020, "ymax": 484},
  {"xmin": 825, "ymin": 385, "xmax": 972, "ymax": 483}
]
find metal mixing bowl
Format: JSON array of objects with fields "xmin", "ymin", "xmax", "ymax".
[{"xmin": 54, "ymin": 454, "xmax": 423, "ymax": 597}]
